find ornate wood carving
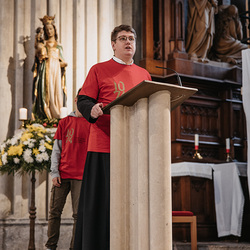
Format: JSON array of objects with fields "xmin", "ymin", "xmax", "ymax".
[
  {"xmin": 169, "ymin": 0, "xmax": 186, "ymax": 54},
  {"xmin": 143, "ymin": 0, "xmax": 248, "ymax": 242},
  {"xmin": 172, "ymin": 176, "xmax": 217, "ymax": 241}
]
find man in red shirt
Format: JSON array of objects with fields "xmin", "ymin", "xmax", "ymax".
[
  {"xmin": 74, "ymin": 25, "xmax": 151, "ymax": 250},
  {"xmin": 45, "ymin": 89, "xmax": 90, "ymax": 250}
]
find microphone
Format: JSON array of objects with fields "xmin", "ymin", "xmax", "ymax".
[{"xmin": 156, "ymin": 66, "xmax": 182, "ymax": 86}]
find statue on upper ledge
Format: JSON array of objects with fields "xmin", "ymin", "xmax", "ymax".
[
  {"xmin": 32, "ymin": 15, "xmax": 67, "ymax": 120},
  {"xmin": 186, "ymin": 0, "xmax": 218, "ymax": 62},
  {"xmin": 210, "ymin": 5, "xmax": 248, "ymax": 65}
]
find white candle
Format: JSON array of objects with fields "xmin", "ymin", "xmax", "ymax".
[
  {"xmin": 60, "ymin": 107, "xmax": 68, "ymax": 118},
  {"xmin": 195, "ymin": 134, "xmax": 199, "ymax": 146},
  {"xmin": 19, "ymin": 108, "xmax": 27, "ymax": 120},
  {"xmin": 226, "ymin": 138, "xmax": 230, "ymax": 150}
]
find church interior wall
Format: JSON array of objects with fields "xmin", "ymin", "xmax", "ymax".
[
  {"xmin": 0, "ymin": 0, "xmax": 139, "ymax": 248},
  {"xmin": 1, "ymin": 0, "xmax": 248, "ymax": 248}
]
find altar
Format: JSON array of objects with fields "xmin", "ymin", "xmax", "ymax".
[{"xmin": 171, "ymin": 162, "xmax": 249, "ymax": 242}]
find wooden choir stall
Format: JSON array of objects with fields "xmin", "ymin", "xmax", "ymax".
[{"xmin": 138, "ymin": 0, "xmax": 250, "ymax": 244}]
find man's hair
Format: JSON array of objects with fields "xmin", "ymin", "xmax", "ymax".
[
  {"xmin": 76, "ymin": 88, "xmax": 82, "ymax": 98},
  {"xmin": 111, "ymin": 24, "xmax": 137, "ymax": 41}
]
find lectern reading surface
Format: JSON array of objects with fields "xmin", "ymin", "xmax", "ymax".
[{"xmin": 103, "ymin": 80, "xmax": 197, "ymax": 113}]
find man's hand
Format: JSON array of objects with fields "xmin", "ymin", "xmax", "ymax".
[
  {"xmin": 52, "ymin": 177, "xmax": 61, "ymax": 187},
  {"xmin": 91, "ymin": 103, "xmax": 104, "ymax": 119}
]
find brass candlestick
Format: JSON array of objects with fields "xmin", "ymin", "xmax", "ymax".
[
  {"xmin": 19, "ymin": 108, "xmax": 27, "ymax": 128},
  {"xmin": 226, "ymin": 150, "xmax": 232, "ymax": 162},
  {"xmin": 19, "ymin": 119, "xmax": 25, "ymax": 128},
  {"xmin": 193, "ymin": 149, "xmax": 203, "ymax": 159},
  {"xmin": 193, "ymin": 146, "xmax": 203, "ymax": 159}
]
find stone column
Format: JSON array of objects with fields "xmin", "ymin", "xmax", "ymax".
[
  {"xmin": 110, "ymin": 105, "xmax": 129, "ymax": 249},
  {"xmin": 73, "ymin": 0, "xmax": 86, "ymax": 92},
  {"xmin": 129, "ymin": 98, "xmax": 149, "ymax": 250},
  {"xmin": 110, "ymin": 90, "xmax": 172, "ymax": 250},
  {"xmin": 148, "ymin": 90, "xmax": 172, "ymax": 250},
  {"xmin": 98, "ymin": 0, "xmax": 114, "ymax": 62},
  {"xmin": 61, "ymin": 0, "xmax": 74, "ymax": 111},
  {"xmin": 86, "ymin": 0, "xmax": 98, "ymax": 72}
]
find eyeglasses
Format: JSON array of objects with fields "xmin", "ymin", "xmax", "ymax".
[{"xmin": 114, "ymin": 35, "xmax": 136, "ymax": 43}]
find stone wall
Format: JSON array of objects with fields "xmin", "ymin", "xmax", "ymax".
[
  {"xmin": 0, "ymin": 0, "xmax": 142, "ymax": 248},
  {"xmin": 0, "ymin": 218, "xmax": 73, "ymax": 250}
]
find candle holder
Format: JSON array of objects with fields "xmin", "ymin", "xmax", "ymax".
[
  {"xmin": 19, "ymin": 119, "xmax": 26, "ymax": 129},
  {"xmin": 19, "ymin": 108, "xmax": 27, "ymax": 128},
  {"xmin": 193, "ymin": 145, "xmax": 203, "ymax": 159},
  {"xmin": 226, "ymin": 150, "xmax": 232, "ymax": 162},
  {"xmin": 193, "ymin": 134, "xmax": 202, "ymax": 159},
  {"xmin": 193, "ymin": 149, "xmax": 203, "ymax": 159}
]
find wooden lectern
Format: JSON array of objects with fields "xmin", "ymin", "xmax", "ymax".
[{"xmin": 103, "ymin": 80, "xmax": 197, "ymax": 250}]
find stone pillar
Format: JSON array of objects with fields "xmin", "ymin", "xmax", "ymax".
[
  {"xmin": 98, "ymin": 0, "xmax": 115, "ymax": 62},
  {"xmin": 0, "ymin": 0, "xmax": 14, "ymax": 141},
  {"xmin": 110, "ymin": 90, "xmax": 172, "ymax": 250},
  {"xmin": 47, "ymin": 0, "xmax": 60, "ymax": 26},
  {"xmin": 148, "ymin": 90, "xmax": 172, "ymax": 250},
  {"xmin": 73, "ymin": 0, "xmax": 86, "ymax": 93},
  {"xmin": 86, "ymin": 0, "xmax": 98, "ymax": 72},
  {"xmin": 61, "ymin": 0, "xmax": 74, "ymax": 111},
  {"xmin": 129, "ymin": 98, "xmax": 149, "ymax": 250},
  {"xmin": 110, "ymin": 105, "xmax": 129, "ymax": 249}
]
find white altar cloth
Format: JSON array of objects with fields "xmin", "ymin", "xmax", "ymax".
[
  {"xmin": 212, "ymin": 163, "xmax": 245, "ymax": 237},
  {"xmin": 171, "ymin": 161, "xmax": 213, "ymax": 179},
  {"xmin": 171, "ymin": 162, "xmax": 247, "ymax": 237}
]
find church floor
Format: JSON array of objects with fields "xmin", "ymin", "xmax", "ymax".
[
  {"xmin": 1, "ymin": 218, "xmax": 250, "ymax": 249},
  {"xmin": 173, "ymin": 241, "xmax": 250, "ymax": 249}
]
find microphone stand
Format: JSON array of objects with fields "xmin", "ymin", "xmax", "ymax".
[{"xmin": 156, "ymin": 66, "xmax": 182, "ymax": 86}]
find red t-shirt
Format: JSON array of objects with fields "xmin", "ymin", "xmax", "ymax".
[
  {"xmin": 54, "ymin": 115, "xmax": 90, "ymax": 179},
  {"xmin": 79, "ymin": 59, "xmax": 151, "ymax": 153}
]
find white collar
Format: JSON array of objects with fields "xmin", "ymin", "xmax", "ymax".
[{"xmin": 112, "ymin": 56, "xmax": 134, "ymax": 65}]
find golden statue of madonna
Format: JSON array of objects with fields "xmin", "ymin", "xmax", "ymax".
[{"xmin": 32, "ymin": 15, "xmax": 67, "ymax": 119}]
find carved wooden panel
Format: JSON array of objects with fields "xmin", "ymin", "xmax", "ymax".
[
  {"xmin": 170, "ymin": 85, "xmax": 223, "ymax": 162},
  {"xmin": 180, "ymin": 104, "xmax": 220, "ymax": 137},
  {"xmin": 143, "ymin": 0, "xmax": 248, "ymax": 242},
  {"xmin": 172, "ymin": 176, "xmax": 217, "ymax": 241},
  {"xmin": 172, "ymin": 175, "xmax": 250, "ymax": 242},
  {"xmin": 167, "ymin": 79, "xmax": 247, "ymax": 163}
]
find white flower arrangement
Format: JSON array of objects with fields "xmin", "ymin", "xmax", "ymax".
[{"xmin": 0, "ymin": 124, "xmax": 56, "ymax": 175}]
